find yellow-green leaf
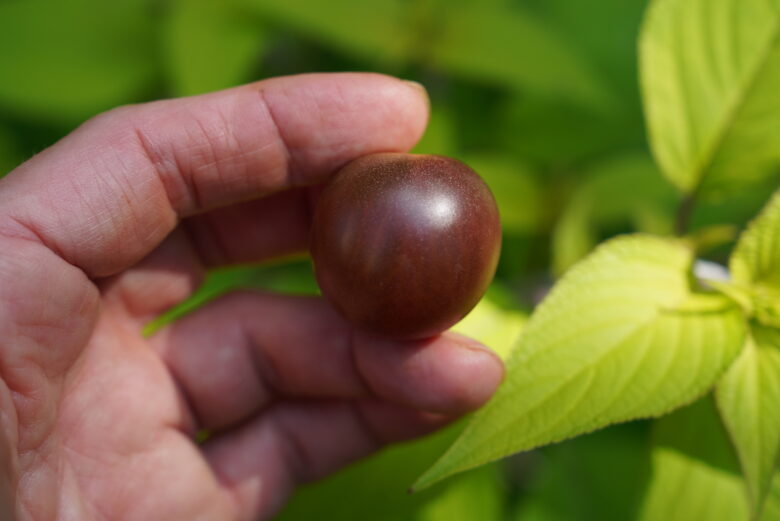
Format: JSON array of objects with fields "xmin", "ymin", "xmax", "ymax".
[
  {"xmin": 640, "ymin": 0, "xmax": 780, "ymax": 195},
  {"xmin": 415, "ymin": 235, "xmax": 745, "ymax": 489},
  {"xmin": 716, "ymin": 325, "xmax": 780, "ymax": 516},
  {"xmin": 732, "ymin": 191, "xmax": 780, "ymax": 290}
]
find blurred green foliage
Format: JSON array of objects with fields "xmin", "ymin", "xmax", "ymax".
[
  {"xmin": 3, "ymin": 0, "xmax": 771, "ymax": 267},
  {"xmin": 1, "ymin": 0, "xmax": 776, "ymax": 519}
]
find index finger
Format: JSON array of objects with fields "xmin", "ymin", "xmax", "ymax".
[{"xmin": 0, "ymin": 73, "xmax": 429, "ymax": 277}]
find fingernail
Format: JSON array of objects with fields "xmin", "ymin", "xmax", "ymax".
[
  {"xmin": 449, "ymin": 338, "xmax": 507, "ymax": 403},
  {"xmin": 449, "ymin": 332, "xmax": 498, "ymax": 356},
  {"xmin": 448, "ymin": 332, "xmax": 506, "ymax": 379},
  {"xmin": 404, "ymin": 80, "xmax": 430, "ymax": 109}
]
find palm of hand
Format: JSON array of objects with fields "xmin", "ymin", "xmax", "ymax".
[{"xmin": 7, "ymin": 232, "xmax": 250, "ymax": 521}]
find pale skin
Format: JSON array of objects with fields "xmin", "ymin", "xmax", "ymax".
[{"xmin": 0, "ymin": 73, "xmax": 504, "ymax": 521}]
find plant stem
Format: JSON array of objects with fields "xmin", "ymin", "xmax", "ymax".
[{"xmin": 675, "ymin": 193, "xmax": 697, "ymax": 236}]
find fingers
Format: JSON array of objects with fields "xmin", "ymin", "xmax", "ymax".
[
  {"xmin": 104, "ymin": 187, "xmax": 314, "ymax": 323},
  {"xmin": 151, "ymin": 293, "xmax": 364, "ymax": 431},
  {"xmin": 0, "ymin": 73, "xmax": 429, "ymax": 278},
  {"xmin": 99, "ymin": 190, "xmax": 311, "ymax": 323},
  {"xmin": 182, "ymin": 188, "xmax": 314, "ymax": 267},
  {"xmin": 353, "ymin": 331, "xmax": 507, "ymax": 415},
  {"xmin": 204, "ymin": 399, "xmax": 450, "ymax": 521},
  {"xmin": 150, "ymin": 292, "xmax": 504, "ymax": 432}
]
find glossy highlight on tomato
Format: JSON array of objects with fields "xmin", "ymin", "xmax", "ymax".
[{"xmin": 310, "ymin": 153, "xmax": 502, "ymax": 339}]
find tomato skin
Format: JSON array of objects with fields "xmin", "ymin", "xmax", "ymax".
[{"xmin": 311, "ymin": 153, "xmax": 501, "ymax": 339}]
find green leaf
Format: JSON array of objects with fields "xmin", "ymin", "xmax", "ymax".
[
  {"xmin": 239, "ymin": 0, "xmax": 409, "ymax": 65},
  {"xmin": 0, "ymin": 0, "xmax": 157, "ymax": 123},
  {"xmin": 513, "ymin": 502, "xmax": 566, "ymax": 521},
  {"xmin": 163, "ymin": 0, "xmax": 266, "ymax": 96},
  {"xmin": 430, "ymin": 3, "xmax": 610, "ymax": 106},
  {"xmin": 640, "ymin": 0, "xmax": 780, "ymax": 195},
  {"xmin": 463, "ymin": 155, "xmax": 541, "ymax": 234},
  {"xmin": 417, "ymin": 465, "xmax": 505, "ymax": 521},
  {"xmin": 522, "ymin": 0, "xmax": 648, "ymax": 125},
  {"xmin": 551, "ymin": 194, "xmax": 597, "ymax": 278},
  {"xmin": 0, "ymin": 126, "xmax": 23, "ymax": 177},
  {"xmin": 499, "ymin": 94, "xmax": 645, "ymax": 167},
  {"xmin": 637, "ymin": 397, "xmax": 751, "ymax": 521},
  {"xmin": 415, "ymin": 235, "xmax": 746, "ymax": 489},
  {"xmin": 144, "ymin": 259, "xmax": 318, "ymax": 335},
  {"xmin": 245, "ymin": 0, "xmax": 610, "ymax": 105},
  {"xmin": 277, "ymin": 424, "xmax": 463, "ymax": 521},
  {"xmin": 726, "ymin": 190, "xmax": 780, "ymax": 330},
  {"xmin": 512, "ymin": 423, "xmax": 652, "ymax": 521},
  {"xmin": 637, "ymin": 397, "xmax": 780, "ymax": 521},
  {"xmin": 765, "ymin": 478, "xmax": 780, "ymax": 520},
  {"xmin": 497, "ymin": 0, "xmax": 649, "ymax": 167},
  {"xmin": 716, "ymin": 324, "xmax": 780, "ymax": 515},
  {"xmin": 551, "ymin": 152, "xmax": 677, "ymax": 275},
  {"xmin": 732, "ymin": 191, "xmax": 780, "ymax": 290},
  {"xmin": 412, "ymin": 105, "xmax": 458, "ymax": 157}
]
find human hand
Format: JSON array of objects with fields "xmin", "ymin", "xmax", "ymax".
[{"xmin": 0, "ymin": 73, "xmax": 504, "ymax": 521}]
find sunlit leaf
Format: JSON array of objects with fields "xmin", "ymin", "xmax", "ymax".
[
  {"xmin": 717, "ymin": 190, "xmax": 780, "ymax": 515},
  {"xmin": 163, "ymin": 0, "xmax": 265, "ymax": 96},
  {"xmin": 716, "ymin": 325, "xmax": 780, "ymax": 515},
  {"xmin": 732, "ymin": 191, "xmax": 780, "ymax": 291},
  {"xmin": 640, "ymin": 0, "xmax": 780, "ymax": 195},
  {"xmin": 415, "ymin": 235, "xmax": 745, "ymax": 489},
  {"xmin": 0, "ymin": 0, "xmax": 157, "ymax": 123}
]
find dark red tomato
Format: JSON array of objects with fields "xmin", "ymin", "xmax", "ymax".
[{"xmin": 310, "ymin": 153, "xmax": 502, "ymax": 339}]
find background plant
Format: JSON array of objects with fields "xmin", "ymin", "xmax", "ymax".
[{"xmin": 1, "ymin": 0, "xmax": 779, "ymax": 519}]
